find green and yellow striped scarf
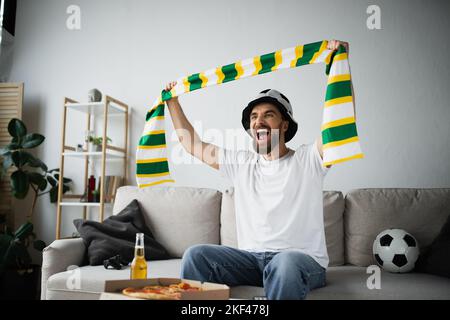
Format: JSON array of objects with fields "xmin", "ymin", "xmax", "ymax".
[{"xmin": 136, "ymin": 40, "xmax": 363, "ymax": 188}]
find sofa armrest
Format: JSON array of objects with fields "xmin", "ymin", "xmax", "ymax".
[{"xmin": 41, "ymin": 238, "xmax": 86, "ymax": 300}]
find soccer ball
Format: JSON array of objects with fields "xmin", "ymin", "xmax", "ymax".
[{"xmin": 372, "ymin": 229, "xmax": 419, "ymax": 273}]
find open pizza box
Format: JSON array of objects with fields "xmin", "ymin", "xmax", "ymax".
[{"xmin": 100, "ymin": 278, "xmax": 230, "ymax": 300}]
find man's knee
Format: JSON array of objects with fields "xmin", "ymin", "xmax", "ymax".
[
  {"xmin": 264, "ymin": 252, "xmax": 294, "ymax": 277},
  {"xmin": 263, "ymin": 252, "xmax": 316, "ymax": 300},
  {"xmin": 181, "ymin": 244, "xmax": 222, "ymax": 281},
  {"xmin": 263, "ymin": 251, "xmax": 318, "ymax": 284},
  {"xmin": 181, "ymin": 244, "xmax": 223, "ymax": 273},
  {"xmin": 182, "ymin": 244, "xmax": 218, "ymax": 262}
]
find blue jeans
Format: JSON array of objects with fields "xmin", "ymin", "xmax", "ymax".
[{"xmin": 180, "ymin": 244, "xmax": 326, "ymax": 300}]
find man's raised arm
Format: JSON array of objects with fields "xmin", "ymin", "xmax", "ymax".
[{"xmin": 165, "ymin": 81, "xmax": 220, "ymax": 170}]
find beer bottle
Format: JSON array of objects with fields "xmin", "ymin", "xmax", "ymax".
[{"xmin": 130, "ymin": 233, "xmax": 147, "ymax": 279}]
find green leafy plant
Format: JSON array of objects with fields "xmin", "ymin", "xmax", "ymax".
[
  {"xmin": 0, "ymin": 118, "xmax": 73, "ymax": 272},
  {"xmin": 87, "ymin": 135, "xmax": 112, "ymax": 146}
]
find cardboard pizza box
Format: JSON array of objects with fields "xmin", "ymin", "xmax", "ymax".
[{"xmin": 100, "ymin": 278, "xmax": 230, "ymax": 300}]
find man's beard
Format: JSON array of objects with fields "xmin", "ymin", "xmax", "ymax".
[{"xmin": 252, "ymin": 128, "xmax": 281, "ymax": 156}]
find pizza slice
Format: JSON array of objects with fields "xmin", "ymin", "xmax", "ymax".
[{"xmin": 122, "ymin": 282, "xmax": 201, "ymax": 300}]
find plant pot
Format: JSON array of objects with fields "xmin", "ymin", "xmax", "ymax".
[
  {"xmin": 0, "ymin": 265, "xmax": 41, "ymax": 300},
  {"xmin": 87, "ymin": 142, "xmax": 96, "ymax": 152},
  {"xmin": 94, "ymin": 144, "xmax": 102, "ymax": 152}
]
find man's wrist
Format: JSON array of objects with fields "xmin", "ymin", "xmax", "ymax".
[{"xmin": 166, "ymin": 99, "xmax": 181, "ymax": 110}]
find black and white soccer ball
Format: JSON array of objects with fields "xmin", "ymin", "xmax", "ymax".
[{"xmin": 372, "ymin": 228, "xmax": 419, "ymax": 273}]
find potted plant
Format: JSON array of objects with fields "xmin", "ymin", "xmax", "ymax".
[
  {"xmin": 87, "ymin": 135, "xmax": 112, "ymax": 152},
  {"xmin": 0, "ymin": 118, "xmax": 73, "ymax": 299}
]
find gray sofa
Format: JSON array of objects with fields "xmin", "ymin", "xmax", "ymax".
[{"xmin": 41, "ymin": 186, "xmax": 450, "ymax": 300}]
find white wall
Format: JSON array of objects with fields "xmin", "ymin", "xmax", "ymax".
[{"xmin": 7, "ymin": 0, "xmax": 450, "ymax": 246}]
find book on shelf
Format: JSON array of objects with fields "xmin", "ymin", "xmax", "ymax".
[{"xmin": 97, "ymin": 175, "xmax": 123, "ymax": 202}]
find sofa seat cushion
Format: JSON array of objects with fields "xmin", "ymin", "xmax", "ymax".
[
  {"xmin": 46, "ymin": 259, "xmax": 183, "ymax": 300},
  {"xmin": 231, "ymin": 266, "xmax": 450, "ymax": 300},
  {"xmin": 307, "ymin": 266, "xmax": 450, "ymax": 300},
  {"xmin": 231, "ymin": 265, "xmax": 450, "ymax": 300},
  {"xmin": 47, "ymin": 262, "xmax": 450, "ymax": 300}
]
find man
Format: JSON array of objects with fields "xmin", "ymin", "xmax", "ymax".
[{"xmin": 165, "ymin": 40, "xmax": 352, "ymax": 300}]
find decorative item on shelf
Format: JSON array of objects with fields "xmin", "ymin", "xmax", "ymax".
[
  {"xmin": 97, "ymin": 177, "xmax": 105, "ymax": 202},
  {"xmin": 92, "ymin": 189, "xmax": 100, "ymax": 203},
  {"xmin": 76, "ymin": 144, "xmax": 84, "ymax": 152},
  {"xmin": 88, "ymin": 175, "xmax": 96, "ymax": 202},
  {"xmin": 88, "ymin": 88, "xmax": 103, "ymax": 103},
  {"xmin": 79, "ymin": 185, "xmax": 90, "ymax": 203},
  {"xmin": 87, "ymin": 135, "xmax": 112, "ymax": 152},
  {"xmin": 84, "ymin": 130, "xmax": 94, "ymax": 151},
  {"xmin": 100, "ymin": 175, "xmax": 123, "ymax": 203}
]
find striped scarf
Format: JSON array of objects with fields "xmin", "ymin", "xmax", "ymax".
[{"xmin": 136, "ymin": 40, "xmax": 363, "ymax": 188}]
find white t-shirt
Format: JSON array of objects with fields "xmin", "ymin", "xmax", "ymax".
[{"xmin": 219, "ymin": 141, "xmax": 330, "ymax": 268}]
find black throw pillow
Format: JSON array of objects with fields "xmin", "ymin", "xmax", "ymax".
[
  {"xmin": 415, "ymin": 213, "xmax": 450, "ymax": 278},
  {"xmin": 73, "ymin": 199, "xmax": 171, "ymax": 265}
]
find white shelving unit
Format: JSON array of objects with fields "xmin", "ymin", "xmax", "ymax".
[
  {"xmin": 62, "ymin": 151, "xmax": 125, "ymax": 159},
  {"xmin": 59, "ymin": 201, "xmax": 113, "ymax": 207},
  {"xmin": 56, "ymin": 96, "xmax": 129, "ymax": 239},
  {"xmin": 65, "ymin": 101, "xmax": 127, "ymax": 115}
]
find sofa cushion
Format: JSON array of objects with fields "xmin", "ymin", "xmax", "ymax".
[
  {"xmin": 344, "ymin": 188, "xmax": 450, "ymax": 266},
  {"xmin": 308, "ymin": 266, "xmax": 450, "ymax": 300},
  {"xmin": 220, "ymin": 188, "xmax": 345, "ymax": 266},
  {"xmin": 46, "ymin": 259, "xmax": 183, "ymax": 300},
  {"xmin": 46, "ymin": 261, "xmax": 450, "ymax": 300},
  {"xmin": 229, "ymin": 266, "xmax": 450, "ymax": 300},
  {"xmin": 113, "ymin": 186, "xmax": 221, "ymax": 258}
]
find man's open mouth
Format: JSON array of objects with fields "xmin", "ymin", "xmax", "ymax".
[{"xmin": 256, "ymin": 128, "xmax": 270, "ymax": 142}]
